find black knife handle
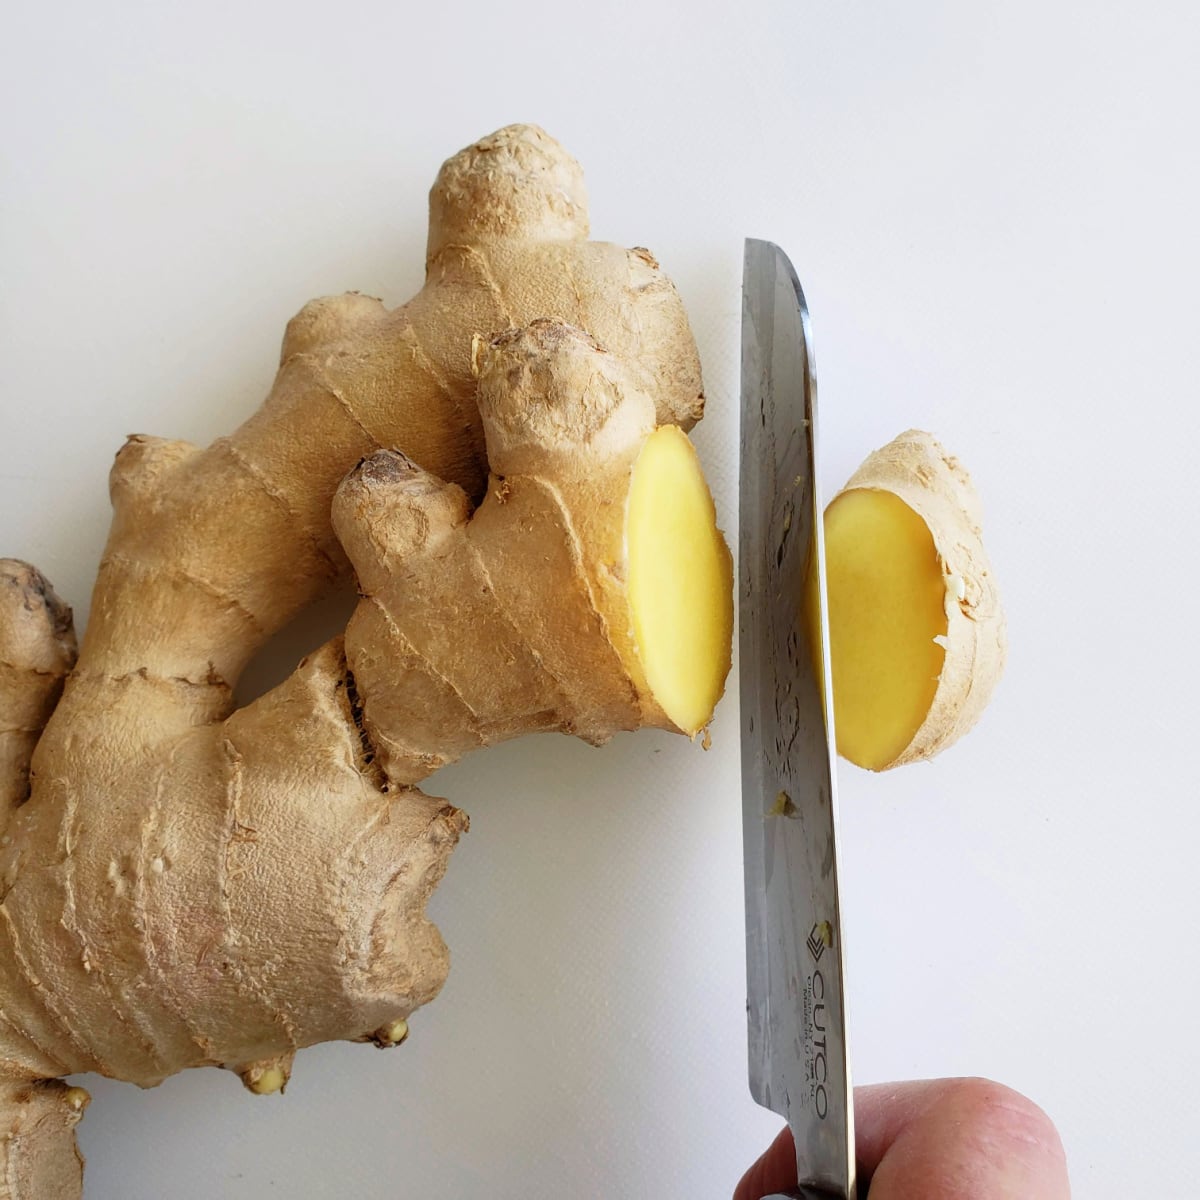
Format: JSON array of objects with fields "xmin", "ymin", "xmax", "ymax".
[{"xmin": 762, "ymin": 1189, "xmax": 860, "ymax": 1200}]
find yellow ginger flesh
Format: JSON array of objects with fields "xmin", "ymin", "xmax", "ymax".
[
  {"xmin": 626, "ymin": 425, "xmax": 733, "ymax": 736},
  {"xmin": 818, "ymin": 488, "xmax": 947, "ymax": 770}
]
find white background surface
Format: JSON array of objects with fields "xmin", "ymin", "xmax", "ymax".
[{"xmin": 3, "ymin": 2, "xmax": 1198, "ymax": 1196}]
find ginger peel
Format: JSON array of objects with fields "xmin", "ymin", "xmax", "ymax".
[{"xmin": 0, "ymin": 125, "xmax": 731, "ymax": 1197}]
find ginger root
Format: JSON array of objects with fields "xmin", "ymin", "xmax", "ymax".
[
  {"xmin": 809, "ymin": 430, "xmax": 1006, "ymax": 770},
  {"xmin": 0, "ymin": 125, "xmax": 731, "ymax": 1197}
]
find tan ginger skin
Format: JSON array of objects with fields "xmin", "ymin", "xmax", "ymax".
[{"xmin": 0, "ymin": 126, "xmax": 714, "ymax": 1197}]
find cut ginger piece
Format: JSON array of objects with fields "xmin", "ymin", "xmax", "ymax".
[
  {"xmin": 808, "ymin": 430, "xmax": 1006, "ymax": 771},
  {"xmin": 626, "ymin": 424, "xmax": 734, "ymax": 736}
]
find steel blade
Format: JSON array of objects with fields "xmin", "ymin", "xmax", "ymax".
[{"xmin": 739, "ymin": 239, "xmax": 854, "ymax": 1197}]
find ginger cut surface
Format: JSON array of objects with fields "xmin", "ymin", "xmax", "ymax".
[
  {"xmin": 626, "ymin": 425, "xmax": 733, "ymax": 736},
  {"xmin": 809, "ymin": 430, "xmax": 1006, "ymax": 770}
]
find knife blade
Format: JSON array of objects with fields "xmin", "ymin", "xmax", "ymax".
[{"xmin": 739, "ymin": 239, "xmax": 855, "ymax": 1199}]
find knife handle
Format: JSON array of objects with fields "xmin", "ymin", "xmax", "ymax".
[{"xmin": 762, "ymin": 1190, "xmax": 855, "ymax": 1200}]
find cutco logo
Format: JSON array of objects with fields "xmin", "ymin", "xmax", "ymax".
[
  {"xmin": 808, "ymin": 968, "xmax": 829, "ymax": 1119},
  {"xmin": 803, "ymin": 919, "xmax": 834, "ymax": 1120}
]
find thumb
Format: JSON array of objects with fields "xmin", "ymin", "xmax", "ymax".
[{"xmin": 858, "ymin": 1077, "xmax": 1070, "ymax": 1200}]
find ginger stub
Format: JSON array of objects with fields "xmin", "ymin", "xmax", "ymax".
[
  {"xmin": 336, "ymin": 321, "xmax": 733, "ymax": 784},
  {"xmin": 809, "ymin": 430, "xmax": 1006, "ymax": 771}
]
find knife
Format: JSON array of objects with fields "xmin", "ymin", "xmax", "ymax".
[{"xmin": 739, "ymin": 239, "xmax": 855, "ymax": 1200}]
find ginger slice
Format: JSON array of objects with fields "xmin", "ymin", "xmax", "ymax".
[
  {"xmin": 808, "ymin": 430, "xmax": 1006, "ymax": 771},
  {"xmin": 626, "ymin": 425, "xmax": 734, "ymax": 737}
]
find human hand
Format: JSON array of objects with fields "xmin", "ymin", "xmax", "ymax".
[{"xmin": 734, "ymin": 1077, "xmax": 1069, "ymax": 1199}]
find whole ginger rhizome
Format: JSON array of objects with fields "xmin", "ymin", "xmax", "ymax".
[{"xmin": 0, "ymin": 125, "xmax": 733, "ymax": 1197}]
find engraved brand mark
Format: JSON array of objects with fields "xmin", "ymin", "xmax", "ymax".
[
  {"xmin": 806, "ymin": 920, "xmax": 832, "ymax": 963},
  {"xmin": 806, "ymin": 926, "xmax": 825, "ymax": 962},
  {"xmin": 802, "ymin": 920, "xmax": 834, "ymax": 1121},
  {"xmin": 810, "ymin": 969, "xmax": 829, "ymax": 1120}
]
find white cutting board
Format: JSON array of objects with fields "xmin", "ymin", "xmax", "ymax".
[{"xmin": 2, "ymin": 2, "xmax": 1197, "ymax": 1196}]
